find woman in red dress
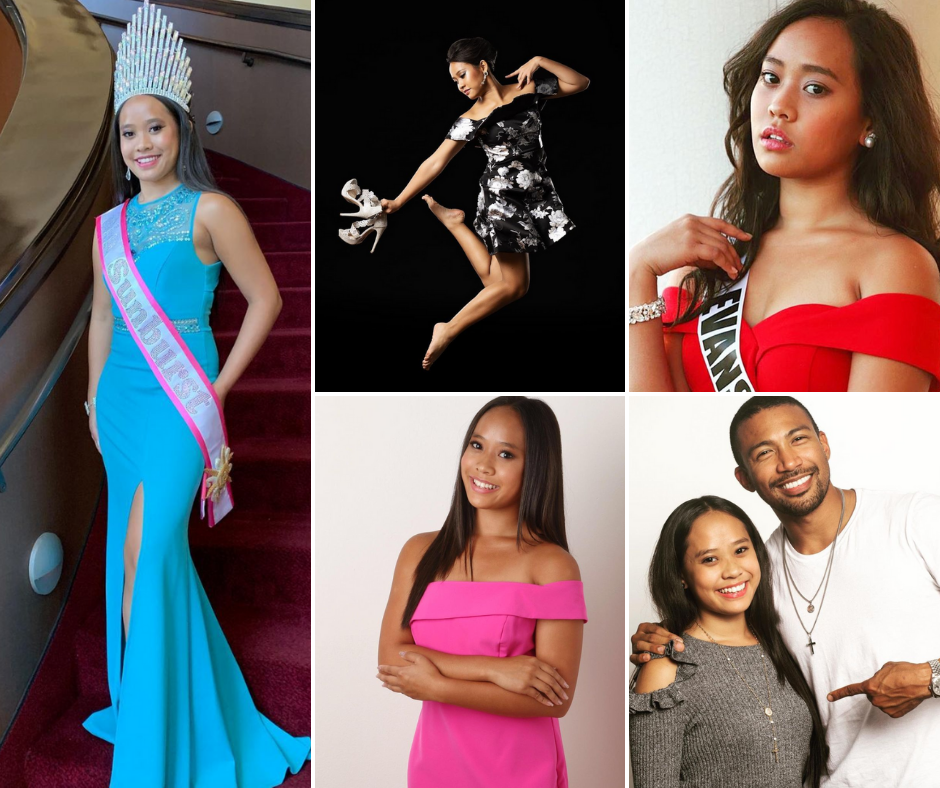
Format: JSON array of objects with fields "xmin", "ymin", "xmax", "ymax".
[{"xmin": 629, "ymin": 0, "xmax": 940, "ymax": 392}]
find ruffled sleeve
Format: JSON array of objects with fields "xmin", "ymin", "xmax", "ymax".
[
  {"xmin": 629, "ymin": 639, "xmax": 697, "ymax": 714},
  {"xmin": 629, "ymin": 639, "xmax": 695, "ymax": 787},
  {"xmin": 534, "ymin": 70, "xmax": 559, "ymax": 97},
  {"xmin": 445, "ymin": 115, "xmax": 483, "ymax": 142}
]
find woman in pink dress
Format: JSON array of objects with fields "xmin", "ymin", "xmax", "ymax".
[{"xmin": 376, "ymin": 396, "xmax": 588, "ymax": 788}]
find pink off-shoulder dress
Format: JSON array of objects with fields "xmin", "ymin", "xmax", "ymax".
[{"xmin": 407, "ymin": 580, "xmax": 588, "ymax": 788}]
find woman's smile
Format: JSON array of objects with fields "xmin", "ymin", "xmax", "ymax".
[
  {"xmin": 469, "ymin": 475, "xmax": 499, "ymax": 493},
  {"xmin": 716, "ymin": 580, "xmax": 749, "ymax": 599}
]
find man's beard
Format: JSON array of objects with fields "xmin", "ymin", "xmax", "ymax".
[{"xmin": 762, "ymin": 467, "xmax": 830, "ymax": 518}]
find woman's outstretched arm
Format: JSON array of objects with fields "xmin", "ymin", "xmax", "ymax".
[{"xmin": 381, "ymin": 139, "xmax": 468, "ymax": 214}]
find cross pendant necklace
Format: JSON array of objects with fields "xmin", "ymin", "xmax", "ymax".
[{"xmin": 781, "ymin": 486, "xmax": 846, "ymax": 658}]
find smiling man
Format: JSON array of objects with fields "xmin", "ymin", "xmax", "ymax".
[{"xmin": 630, "ymin": 395, "xmax": 940, "ymax": 786}]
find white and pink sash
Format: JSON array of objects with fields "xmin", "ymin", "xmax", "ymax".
[{"xmin": 96, "ymin": 199, "xmax": 234, "ymax": 527}]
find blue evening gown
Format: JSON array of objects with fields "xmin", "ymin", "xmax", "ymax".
[{"xmin": 81, "ymin": 182, "xmax": 311, "ymax": 786}]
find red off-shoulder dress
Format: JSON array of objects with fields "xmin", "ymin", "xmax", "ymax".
[{"xmin": 662, "ymin": 286, "xmax": 940, "ymax": 391}]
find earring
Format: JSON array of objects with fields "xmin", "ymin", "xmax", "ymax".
[
  {"xmin": 481, "ymin": 70, "xmax": 488, "ymax": 87},
  {"xmin": 126, "ymin": 166, "xmax": 131, "ymax": 181},
  {"xmin": 864, "ymin": 131, "xmax": 877, "ymax": 148},
  {"xmin": 681, "ymin": 581, "xmax": 688, "ymax": 589}
]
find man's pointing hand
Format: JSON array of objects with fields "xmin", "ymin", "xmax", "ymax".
[{"xmin": 827, "ymin": 661, "xmax": 933, "ymax": 718}]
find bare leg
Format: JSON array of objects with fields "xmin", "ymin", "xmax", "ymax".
[
  {"xmin": 423, "ymin": 252, "xmax": 530, "ymax": 370},
  {"xmin": 123, "ymin": 483, "xmax": 144, "ymax": 641},
  {"xmin": 422, "ymin": 194, "xmax": 501, "ymax": 286}
]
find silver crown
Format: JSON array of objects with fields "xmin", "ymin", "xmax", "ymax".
[{"xmin": 114, "ymin": 0, "xmax": 193, "ymax": 116}]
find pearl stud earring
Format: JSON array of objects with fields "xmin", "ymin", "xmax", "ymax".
[{"xmin": 864, "ymin": 131, "xmax": 877, "ymax": 148}]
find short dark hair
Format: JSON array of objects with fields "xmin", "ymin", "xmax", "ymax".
[{"xmin": 729, "ymin": 396, "xmax": 820, "ymax": 467}]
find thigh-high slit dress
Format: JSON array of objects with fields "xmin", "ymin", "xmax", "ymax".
[{"xmin": 81, "ymin": 182, "xmax": 311, "ymax": 787}]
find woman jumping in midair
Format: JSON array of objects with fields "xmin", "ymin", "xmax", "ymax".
[{"xmin": 379, "ymin": 38, "xmax": 588, "ymax": 369}]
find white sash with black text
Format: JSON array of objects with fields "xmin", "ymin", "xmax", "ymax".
[{"xmin": 696, "ymin": 270, "xmax": 757, "ymax": 392}]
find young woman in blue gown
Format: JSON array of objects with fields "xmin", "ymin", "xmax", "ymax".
[{"xmin": 80, "ymin": 3, "xmax": 310, "ymax": 784}]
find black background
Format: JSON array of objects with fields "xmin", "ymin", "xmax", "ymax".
[{"xmin": 316, "ymin": 3, "xmax": 624, "ymax": 391}]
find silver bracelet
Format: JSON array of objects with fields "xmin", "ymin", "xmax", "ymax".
[
  {"xmin": 84, "ymin": 396, "xmax": 97, "ymax": 416},
  {"xmin": 629, "ymin": 296, "xmax": 666, "ymax": 325}
]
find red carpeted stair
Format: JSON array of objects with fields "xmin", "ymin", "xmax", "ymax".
[{"xmin": 0, "ymin": 149, "xmax": 311, "ymax": 787}]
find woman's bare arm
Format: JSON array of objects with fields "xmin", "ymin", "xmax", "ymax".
[
  {"xmin": 377, "ymin": 532, "xmax": 503, "ymax": 680},
  {"xmin": 377, "ymin": 533, "xmax": 572, "ymax": 704},
  {"xmin": 629, "ymin": 259, "xmax": 677, "ymax": 392},
  {"xmin": 849, "ymin": 234, "xmax": 940, "ymax": 391},
  {"xmin": 385, "ymin": 139, "xmax": 468, "ymax": 211},
  {"xmin": 425, "ymin": 550, "xmax": 584, "ymax": 719},
  {"xmin": 200, "ymin": 194, "xmax": 281, "ymax": 404},
  {"xmin": 534, "ymin": 56, "xmax": 589, "ymax": 91},
  {"xmin": 87, "ymin": 232, "xmax": 114, "ymax": 452}
]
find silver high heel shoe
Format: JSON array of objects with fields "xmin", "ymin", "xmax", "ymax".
[
  {"xmin": 340, "ymin": 178, "xmax": 383, "ymax": 219},
  {"xmin": 338, "ymin": 211, "xmax": 387, "ymax": 253}
]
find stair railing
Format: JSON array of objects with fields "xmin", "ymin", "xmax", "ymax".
[{"xmin": 0, "ymin": 287, "xmax": 93, "ymax": 492}]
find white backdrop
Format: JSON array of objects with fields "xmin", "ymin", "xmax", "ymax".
[
  {"xmin": 315, "ymin": 395, "xmax": 625, "ymax": 787},
  {"xmin": 628, "ymin": 393, "xmax": 940, "ymax": 782}
]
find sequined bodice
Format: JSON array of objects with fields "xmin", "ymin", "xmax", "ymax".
[
  {"xmin": 101, "ymin": 182, "xmax": 222, "ymax": 327},
  {"xmin": 127, "ymin": 182, "xmax": 199, "ymax": 257}
]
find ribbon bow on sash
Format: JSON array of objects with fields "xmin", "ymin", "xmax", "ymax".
[{"xmin": 204, "ymin": 445, "xmax": 234, "ymax": 504}]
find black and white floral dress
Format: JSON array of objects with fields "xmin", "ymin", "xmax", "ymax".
[{"xmin": 444, "ymin": 70, "xmax": 576, "ymax": 255}]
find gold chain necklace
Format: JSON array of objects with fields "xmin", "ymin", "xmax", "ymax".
[{"xmin": 696, "ymin": 622, "xmax": 781, "ymax": 764}]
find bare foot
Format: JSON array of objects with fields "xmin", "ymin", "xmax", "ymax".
[
  {"xmin": 422, "ymin": 194, "xmax": 465, "ymax": 229},
  {"xmin": 422, "ymin": 322, "xmax": 453, "ymax": 370}
]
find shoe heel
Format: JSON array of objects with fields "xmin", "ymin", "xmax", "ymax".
[
  {"xmin": 370, "ymin": 225, "xmax": 386, "ymax": 253},
  {"xmin": 339, "ymin": 205, "xmax": 382, "ymax": 219}
]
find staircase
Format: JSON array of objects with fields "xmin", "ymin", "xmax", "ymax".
[{"xmin": 0, "ymin": 150, "xmax": 311, "ymax": 787}]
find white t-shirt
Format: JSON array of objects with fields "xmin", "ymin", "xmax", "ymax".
[{"xmin": 766, "ymin": 488, "xmax": 940, "ymax": 787}]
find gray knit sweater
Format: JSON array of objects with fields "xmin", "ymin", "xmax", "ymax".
[{"xmin": 629, "ymin": 634, "xmax": 813, "ymax": 788}]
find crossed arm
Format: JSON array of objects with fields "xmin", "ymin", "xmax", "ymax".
[{"xmin": 376, "ymin": 533, "xmax": 584, "ymax": 719}]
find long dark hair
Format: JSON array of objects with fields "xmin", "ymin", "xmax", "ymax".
[
  {"xmin": 400, "ymin": 396, "xmax": 568, "ymax": 628},
  {"xmin": 648, "ymin": 496, "xmax": 829, "ymax": 787},
  {"xmin": 671, "ymin": 0, "xmax": 940, "ymax": 325},
  {"xmin": 109, "ymin": 94, "xmax": 235, "ymax": 208},
  {"xmin": 445, "ymin": 36, "xmax": 498, "ymax": 75}
]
